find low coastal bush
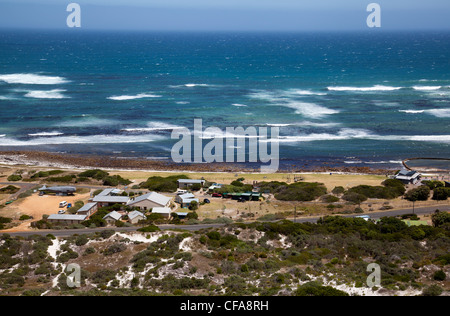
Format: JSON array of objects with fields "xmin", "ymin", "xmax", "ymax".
[
  {"xmin": 274, "ymin": 182, "xmax": 327, "ymax": 202},
  {"xmin": 7, "ymin": 175, "xmax": 22, "ymax": 182},
  {"xmin": 139, "ymin": 175, "xmax": 190, "ymax": 192}
]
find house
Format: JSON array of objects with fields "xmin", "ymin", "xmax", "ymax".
[
  {"xmin": 177, "ymin": 179, "xmax": 205, "ymax": 190},
  {"xmin": 151, "ymin": 207, "xmax": 172, "ymax": 219},
  {"xmin": 174, "ymin": 212, "xmax": 189, "ymax": 219},
  {"xmin": 127, "ymin": 192, "xmax": 172, "ymax": 211},
  {"xmin": 39, "ymin": 185, "xmax": 76, "ymax": 196},
  {"xmin": 207, "ymin": 183, "xmax": 223, "ymax": 193},
  {"xmin": 394, "ymin": 169, "xmax": 422, "ymax": 185},
  {"xmin": 103, "ymin": 211, "xmax": 123, "ymax": 226},
  {"xmin": 91, "ymin": 189, "xmax": 130, "ymax": 207},
  {"xmin": 175, "ymin": 193, "xmax": 199, "ymax": 208},
  {"xmin": 128, "ymin": 211, "xmax": 146, "ymax": 224},
  {"xmin": 47, "ymin": 214, "xmax": 87, "ymax": 225},
  {"xmin": 76, "ymin": 202, "xmax": 98, "ymax": 217}
]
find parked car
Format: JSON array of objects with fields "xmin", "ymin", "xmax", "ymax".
[
  {"xmin": 59, "ymin": 201, "xmax": 68, "ymax": 208},
  {"xmin": 204, "ymin": 199, "xmax": 211, "ymax": 204},
  {"xmin": 58, "ymin": 210, "xmax": 66, "ymax": 214},
  {"xmin": 212, "ymin": 193, "xmax": 222, "ymax": 198},
  {"xmin": 237, "ymin": 197, "xmax": 246, "ymax": 203},
  {"xmin": 67, "ymin": 203, "xmax": 72, "ymax": 208}
]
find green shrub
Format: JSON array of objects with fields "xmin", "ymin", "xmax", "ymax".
[
  {"xmin": 7, "ymin": 175, "xmax": 22, "ymax": 182},
  {"xmin": 139, "ymin": 175, "xmax": 190, "ymax": 192},
  {"xmin": 433, "ymin": 270, "xmax": 446, "ymax": 281},
  {"xmin": 274, "ymin": 182, "xmax": 327, "ymax": 202},
  {"xmin": 295, "ymin": 282, "xmax": 349, "ymax": 296}
]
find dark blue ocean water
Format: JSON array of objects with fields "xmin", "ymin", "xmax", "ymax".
[{"xmin": 0, "ymin": 30, "xmax": 449, "ymax": 169}]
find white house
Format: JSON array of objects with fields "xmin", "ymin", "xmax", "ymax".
[
  {"xmin": 394, "ymin": 169, "xmax": 422, "ymax": 185},
  {"xmin": 47, "ymin": 214, "xmax": 87, "ymax": 225},
  {"xmin": 177, "ymin": 179, "xmax": 205, "ymax": 189},
  {"xmin": 128, "ymin": 211, "xmax": 146, "ymax": 224},
  {"xmin": 76, "ymin": 202, "xmax": 98, "ymax": 217},
  {"xmin": 151, "ymin": 207, "xmax": 172, "ymax": 219},
  {"xmin": 175, "ymin": 193, "xmax": 199, "ymax": 208},
  {"xmin": 127, "ymin": 192, "xmax": 172, "ymax": 211},
  {"xmin": 103, "ymin": 211, "xmax": 123, "ymax": 226},
  {"xmin": 91, "ymin": 189, "xmax": 130, "ymax": 207}
]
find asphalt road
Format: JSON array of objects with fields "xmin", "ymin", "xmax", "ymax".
[{"xmin": 3, "ymin": 204, "xmax": 449, "ymax": 238}]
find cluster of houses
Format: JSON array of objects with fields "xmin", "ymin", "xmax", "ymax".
[{"xmin": 45, "ymin": 179, "xmax": 208, "ymax": 226}]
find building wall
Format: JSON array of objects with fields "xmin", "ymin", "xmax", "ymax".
[{"xmin": 129, "ymin": 199, "xmax": 169, "ymax": 211}]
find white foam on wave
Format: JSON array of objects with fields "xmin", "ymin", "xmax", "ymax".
[
  {"xmin": 0, "ymin": 133, "xmax": 164, "ymax": 147},
  {"xmin": 108, "ymin": 93, "xmax": 162, "ymax": 101},
  {"xmin": 233, "ymin": 103, "xmax": 248, "ymax": 107},
  {"xmin": 399, "ymin": 110, "xmax": 426, "ymax": 114},
  {"xmin": 327, "ymin": 85, "xmax": 402, "ymax": 92},
  {"xmin": 122, "ymin": 121, "xmax": 185, "ymax": 133},
  {"xmin": 284, "ymin": 101, "xmax": 339, "ymax": 118},
  {"xmin": 248, "ymin": 90, "xmax": 338, "ymax": 119},
  {"xmin": 24, "ymin": 89, "xmax": 69, "ymax": 99},
  {"xmin": 0, "ymin": 73, "xmax": 69, "ymax": 85},
  {"xmin": 28, "ymin": 132, "xmax": 64, "ymax": 137},
  {"xmin": 261, "ymin": 128, "xmax": 450, "ymax": 144},
  {"xmin": 412, "ymin": 86, "xmax": 442, "ymax": 91},
  {"xmin": 170, "ymin": 83, "xmax": 215, "ymax": 89},
  {"xmin": 176, "ymin": 101, "xmax": 190, "ymax": 105},
  {"xmin": 285, "ymin": 89, "xmax": 327, "ymax": 96},
  {"xmin": 399, "ymin": 108, "xmax": 450, "ymax": 117}
]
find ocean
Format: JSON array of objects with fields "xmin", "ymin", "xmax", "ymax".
[{"xmin": 0, "ymin": 30, "xmax": 449, "ymax": 170}]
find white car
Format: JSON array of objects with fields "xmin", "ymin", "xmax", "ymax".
[
  {"xmin": 58, "ymin": 210, "xmax": 66, "ymax": 214},
  {"xmin": 59, "ymin": 201, "xmax": 68, "ymax": 208}
]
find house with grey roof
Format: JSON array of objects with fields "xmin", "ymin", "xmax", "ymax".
[
  {"xmin": 47, "ymin": 214, "xmax": 87, "ymax": 225},
  {"xmin": 394, "ymin": 169, "xmax": 422, "ymax": 185},
  {"xmin": 127, "ymin": 192, "xmax": 172, "ymax": 211},
  {"xmin": 76, "ymin": 202, "xmax": 98, "ymax": 217},
  {"xmin": 103, "ymin": 211, "xmax": 123, "ymax": 226},
  {"xmin": 177, "ymin": 179, "xmax": 205, "ymax": 189},
  {"xmin": 128, "ymin": 211, "xmax": 146, "ymax": 224},
  {"xmin": 91, "ymin": 188, "xmax": 130, "ymax": 207},
  {"xmin": 175, "ymin": 193, "xmax": 199, "ymax": 208},
  {"xmin": 151, "ymin": 207, "xmax": 172, "ymax": 218}
]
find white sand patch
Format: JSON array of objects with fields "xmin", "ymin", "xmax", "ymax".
[
  {"xmin": 116, "ymin": 231, "xmax": 170, "ymax": 243},
  {"xmin": 179, "ymin": 237, "xmax": 194, "ymax": 252}
]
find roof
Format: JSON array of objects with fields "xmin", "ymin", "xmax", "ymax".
[
  {"xmin": 181, "ymin": 198, "xmax": 199, "ymax": 205},
  {"xmin": 396, "ymin": 170, "xmax": 420, "ymax": 178},
  {"xmin": 175, "ymin": 212, "xmax": 189, "ymax": 216},
  {"xmin": 152, "ymin": 207, "xmax": 172, "ymax": 214},
  {"xmin": 97, "ymin": 188, "xmax": 115, "ymax": 196},
  {"xmin": 178, "ymin": 193, "xmax": 195, "ymax": 199},
  {"xmin": 48, "ymin": 214, "xmax": 87, "ymax": 221},
  {"xmin": 93, "ymin": 195, "xmax": 130, "ymax": 204},
  {"xmin": 103, "ymin": 211, "xmax": 122, "ymax": 221},
  {"xmin": 127, "ymin": 192, "xmax": 171, "ymax": 207},
  {"xmin": 178, "ymin": 179, "xmax": 205, "ymax": 184},
  {"xmin": 77, "ymin": 202, "xmax": 97, "ymax": 213},
  {"xmin": 128, "ymin": 210, "xmax": 146, "ymax": 220}
]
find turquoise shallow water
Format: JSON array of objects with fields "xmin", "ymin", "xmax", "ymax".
[{"xmin": 0, "ymin": 30, "xmax": 449, "ymax": 170}]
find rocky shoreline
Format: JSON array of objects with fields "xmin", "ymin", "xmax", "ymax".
[{"xmin": 0, "ymin": 150, "xmax": 394, "ymax": 175}]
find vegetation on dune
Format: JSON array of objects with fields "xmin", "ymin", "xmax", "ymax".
[{"xmin": 139, "ymin": 175, "xmax": 190, "ymax": 193}]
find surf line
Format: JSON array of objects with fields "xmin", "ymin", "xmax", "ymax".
[{"xmin": 170, "ymin": 119, "xmax": 280, "ymax": 173}]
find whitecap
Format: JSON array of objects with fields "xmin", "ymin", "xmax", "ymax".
[
  {"xmin": 0, "ymin": 133, "xmax": 164, "ymax": 146},
  {"xmin": 108, "ymin": 93, "xmax": 162, "ymax": 101},
  {"xmin": 23, "ymin": 89, "xmax": 69, "ymax": 99},
  {"xmin": 412, "ymin": 86, "xmax": 442, "ymax": 91},
  {"xmin": 0, "ymin": 73, "xmax": 69, "ymax": 85},
  {"xmin": 122, "ymin": 121, "xmax": 185, "ymax": 133},
  {"xmin": 28, "ymin": 132, "xmax": 64, "ymax": 137},
  {"xmin": 327, "ymin": 85, "xmax": 402, "ymax": 92},
  {"xmin": 233, "ymin": 103, "xmax": 248, "ymax": 107}
]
